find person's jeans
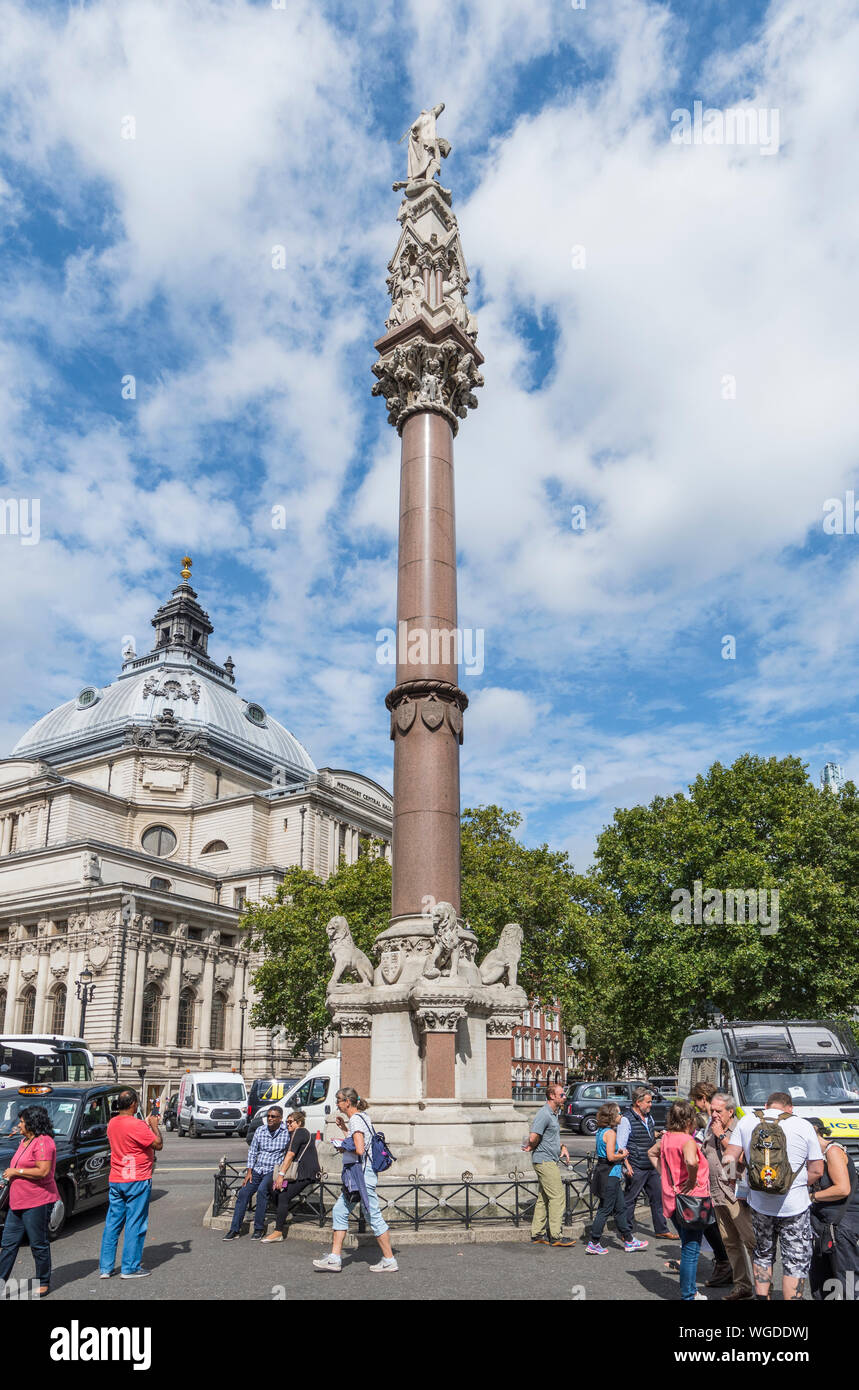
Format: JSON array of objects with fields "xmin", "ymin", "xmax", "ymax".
[
  {"xmin": 99, "ymin": 1180, "xmax": 152, "ymax": 1275},
  {"xmin": 625, "ymin": 1166, "xmax": 669, "ymax": 1235},
  {"xmin": 229, "ymin": 1171, "xmax": 274, "ymax": 1234},
  {"xmin": 332, "ymin": 1165, "xmax": 388, "ymax": 1237},
  {"xmin": 672, "ymin": 1211, "xmax": 703, "ymax": 1299},
  {"xmin": 591, "ymin": 1175, "xmax": 632, "ymax": 1242},
  {"xmin": 0, "ymin": 1204, "xmax": 52, "ymax": 1288}
]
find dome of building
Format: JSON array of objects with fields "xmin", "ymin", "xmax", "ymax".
[{"xmin": 11, "ymin": 559, "xmax": 316, "ymax": 784}]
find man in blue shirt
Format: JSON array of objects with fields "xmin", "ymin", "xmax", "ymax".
[
  {"xmin": 525, "ymin": 1082, "xmax": 576, "ymax": 1247},
  {"xmin": 223, "ymin": 1106, "xmax": 289, "ymax": 1240}
]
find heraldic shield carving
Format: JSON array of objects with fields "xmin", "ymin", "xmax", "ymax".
[
  {"xmin": 421, "ymin": 696, "xmax": 444, "ymax": 730},
  {"xmin": 380, "ymin": 948, "xmax": 403, "ymax": 984},
  {"xmin": 396, "ymin": 698, "xmax": 417, "ymax": 733}
]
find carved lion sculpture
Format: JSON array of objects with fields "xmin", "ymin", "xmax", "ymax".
[
  {"xmin": 478, "ymin": 922, "xmax": 523, "ymax": 987},
  {"xmin": 326, "ymin": 915, "xmax": 374, "ymax": 989},
  {"xmin": 423, "ymin": 901, "xmax": 461, "ymax": 980}
]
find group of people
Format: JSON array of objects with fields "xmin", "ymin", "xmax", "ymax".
[
  {"xmin": 3, "ymin": 1075, "xmax": 858, "ymax": 1298},
  {"xmin": 578, "ymin": 1080, "xmax": 859, "ymax": 1300},
  {"xmin": 0, "ymin": 1083, "xmax": 398, "ymax": 1292},
  {"xmin": 0, "ymin": 1088, "xmax": 163, "ymax": 1293}
]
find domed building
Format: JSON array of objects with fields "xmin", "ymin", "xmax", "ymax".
[{"xmin": 0, "ymin": 560, "xmax": 391, "ymax": 1105}]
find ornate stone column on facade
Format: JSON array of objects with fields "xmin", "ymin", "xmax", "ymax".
[
  {"xmin": 164, "ymin": 942, "xmax": 184, "ymax": 1050},
  {"xmin": 34, "ymin": 926, "xmax": 51, "ymax": 1033},
  {"xmin": 332, "ymin": 1009, "xmax": 372, "ymax": 1101},
  {"xmin": 3, "ymin": 936, "xmax": 20, "ymax": 1030},
  {"xmin": 198, "ymin": 950, "xmax": 216, "ymax": 1052}
]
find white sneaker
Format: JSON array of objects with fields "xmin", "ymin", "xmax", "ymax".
[
  {"xmin": 312, "ymin": 1254, "xmax": 342, "ymax": 1272},
  {"xmin": 370, "ymin": 1257, "xmax": 398, "ymax": 1273},
  {"xmin": 693, "ymin": 1291, "xmax": 707, "ymax": 1301},
  {"xmin": 99, "ymin": 1271, "xmax": 113, "ymax": 1279}
]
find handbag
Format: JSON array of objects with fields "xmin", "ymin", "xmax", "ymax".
[{"xmin": 674, "ymin": 1191, "xmax": 714, "ymax": 1232}]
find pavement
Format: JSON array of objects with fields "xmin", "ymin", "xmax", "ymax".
[{"xmin": 2, "ymin": 1129, "xmax": 796, "ymax": 1302}]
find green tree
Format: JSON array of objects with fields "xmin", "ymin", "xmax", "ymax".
[
  {"xmin": 244, "ymin": 846, "xmax": 391, "ymax": 1048},
  {"xmin": 246, "ymin": 808, "xmax": 604, "ymax": 1049},
  {"xmin": 589, "ymin": 754, "xmax": 859, "ymax": 1067}
]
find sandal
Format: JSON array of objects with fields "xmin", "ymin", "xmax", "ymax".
[{"xmin": 664, "ymin": 1259, "xmax": 680, "ymax": 1272}]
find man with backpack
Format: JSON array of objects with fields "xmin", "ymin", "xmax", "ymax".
[{"xmin": 723, "ymin": 1091, "xmax": 824, "ymax": 1300}]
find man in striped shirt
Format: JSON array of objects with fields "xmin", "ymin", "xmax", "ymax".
[{"xmin": 223, "ymin": 1107, "xmax": 289, "ymax": 1240}]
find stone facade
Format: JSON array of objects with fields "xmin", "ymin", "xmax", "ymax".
[{"xmin": 0, "ymin": 563, "xmax": 392, "ymax": 1106}]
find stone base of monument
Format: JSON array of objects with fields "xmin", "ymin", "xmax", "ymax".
[{"xmin": 359, "ymin": 1099, "xmax": 530, "ymax": 1181}]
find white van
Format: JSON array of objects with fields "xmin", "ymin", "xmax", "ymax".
[
  {"xmin": 177, "ymin": 1070, "xmax": 248, "ymax": 1138},
  {"xmin": 678, "ymin": 1019, "xmax": 859, "ymax": 1158},
  {"xmin": 247, "ymin": 1057, "xmax": 339, "ymax": 1144}
]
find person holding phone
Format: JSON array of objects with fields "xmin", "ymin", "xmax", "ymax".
[{"xmin": 0, "ymin": 1104, "xmax": 59, "ymax": 1298}]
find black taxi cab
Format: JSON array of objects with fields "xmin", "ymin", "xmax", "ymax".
[{"xmin": 0, "ymin": 1082, "xmax": 128, "ymax": 1239}]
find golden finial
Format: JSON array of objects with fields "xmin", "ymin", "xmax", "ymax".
[{"xmin": 181, "ymin": 556, "xmax": 192, "ymax": 582}]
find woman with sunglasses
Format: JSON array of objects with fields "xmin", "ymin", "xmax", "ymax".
[{"xmin": 263, "ymin": 1110, "xmax": 320, "ymax": 1242}]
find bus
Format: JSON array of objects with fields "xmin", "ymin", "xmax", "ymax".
[{"xmin": 0, "ymin": 1035, "xmax": 117, "ymax": 1090}]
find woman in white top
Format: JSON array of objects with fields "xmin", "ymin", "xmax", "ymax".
[{"xmin": 313, "ymin": 1086, "xmax": 398, "ymax": 1274}]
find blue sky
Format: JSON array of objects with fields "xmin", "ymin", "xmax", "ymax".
[{"xmin": 0, "ymin": 0, "xmax": 857, "ymax": 867}]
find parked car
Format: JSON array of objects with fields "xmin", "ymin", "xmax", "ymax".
[
  {"xmin": 648, "ymin": 1076, "xmax": 679, "ymax": 1095},
  {"xmin": 562, "ymin": 1080, "xmax": 673, "ymax": 1135},
  {"xmin": 246, "ymin": 1077, "xmax": 302, "ymax": 1123},
  {"xmin": 0, "ymin": 1081, "xmax": 128, "ymax": 1239},
  {"xmin": 163, "ymin": 1093, "xmax": 179, "ymax": 1131}
]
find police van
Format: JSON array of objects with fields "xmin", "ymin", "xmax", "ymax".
[{"xmin": 678, "ymin": 1019, "xmax": 859, "ymax": 1157}]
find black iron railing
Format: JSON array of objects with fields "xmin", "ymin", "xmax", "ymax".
[{"xmin": 212, "ymin": 1156, "xmax": 597, "ymax": 1230}]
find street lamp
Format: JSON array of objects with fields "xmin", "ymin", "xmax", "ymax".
[
  {"xmin": 306, "ymin": 1034, "xmax": 321, "ymax": 1067},
  {"xmin": 238, "ymin": 995, "xmax": 248, "ymax": 1075},
  {"xmin": 137, "ymin": 1065, "xmax": 147, "ymax": 1118},
  {"xmin": 75, "ymin": 966, "xmax": 96, "ymax": 1038}
]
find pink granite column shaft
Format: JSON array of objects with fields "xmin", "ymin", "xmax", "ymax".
[{"xmin": 390, "ymin": 410, "xmax": 462, "ymax": 919}]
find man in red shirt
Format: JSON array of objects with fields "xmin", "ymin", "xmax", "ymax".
[{"xmin": 99, "ymin": 1089, "xmax": 163, "ymax": 1279}]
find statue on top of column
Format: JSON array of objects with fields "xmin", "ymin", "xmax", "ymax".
[{"xmin": 394, "ymin": 103, "xmax": 451, "ymax": 198}]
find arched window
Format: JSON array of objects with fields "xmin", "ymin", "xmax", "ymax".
[
  {"xmin": 176, "ymin": 989, "xmax": 195, "ymax": 1049},
  {"xmin": 514, "ymin": 1066, "xmax": 523, "ymax": 1083},
  {"xmin": 201, "ymin": 841, "xmax": 228, "ymax": 854},
  {"xmin": 524, "ymin": 1067, "xmax": 532, "ymax": 1084},
  {"xmin": 535, "ymin": 1068, "xmax": 543, "ymax": 1084},
  {"xmin": 21, "ymin": 987, "xmax": 37, "ymax": 1033},
  {"xmin": 141, "ymin": 985, "xmax": 161, "ymax": 1047},
  {"xmin": 209, "ymin": 992, "xmax": 227, "ymax": 1051},
  {"xmin": 50, "ymin": 985, "xmax": 67, "ymax": 1034}
]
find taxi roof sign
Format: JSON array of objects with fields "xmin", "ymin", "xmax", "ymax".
[{"xmin": 17, "ymin": 1085, "xmax": 53, "ymax": 1095}]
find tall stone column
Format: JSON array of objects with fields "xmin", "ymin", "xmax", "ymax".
[
  {"xmin": 34, "ymin": 937, "xmax": 51, "ymax": 1033},
  {"xmin": 4, "ymin": 948, "xmax": 20, "ymax": 1031},
  {"xmin": 199, "ymin": 951, "xmax": 215, "ymax": 1052},
  {"xmin": 164, "ymin": 945, "xmax": 184, "ymax": 1050}
]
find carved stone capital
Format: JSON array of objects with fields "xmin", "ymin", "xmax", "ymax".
[
  {"xmin": 331, "ymin": 1012, "xmax": 372, "ymax": 1038},
  {"xmin": 486, "ymin": 1015, "xmax": 521, "ymax": 1039},
  {"xmin": 372, "ymin": 332, "xmax": 483, "ymax": 436},
  {"xmin": 386, "ymin": 681, "xmax": 468, "ymax": 744},
  {"xmin": 414, "ymin": 1006, "xmax": 466, "ymax": 1034}
]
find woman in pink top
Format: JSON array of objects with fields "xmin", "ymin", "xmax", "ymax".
[
  {"xmin": 0, "ymin": 1105, "xmax": 60, "ymax": 1296},
  {"xmin": 649, "ymin": 1100, "xmax": 711, "ymax": 1301}
]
